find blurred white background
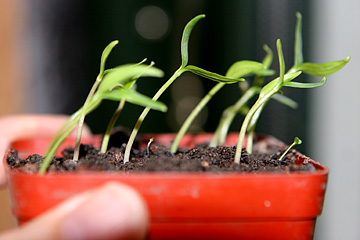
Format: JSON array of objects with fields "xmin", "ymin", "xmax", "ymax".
[{"xmin": 309, "ymin": 0, "xmax": 360, "ymax": 239}]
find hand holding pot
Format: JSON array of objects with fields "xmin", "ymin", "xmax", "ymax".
[
  {"xmin": 0, "ymin": 114, "xmax": 92, "ymax": 186},
  {"xmin": 0, "ymin": 115, "xmax": 149, "ymax": 240},
  {"xmin": 0, "ymin": 182, "xmax": 148, "ymax": 240}
]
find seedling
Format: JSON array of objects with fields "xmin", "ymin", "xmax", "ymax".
[
  {"xmin": 123, "ymin": 14, "xmax": 244, "ymax": 162},
  {"xmin": 233, "ymin": 12, "xmax": 350, "ymax": 164},
  {"xmin": 38, "ymin": 12, "xmax": 350, "ymax": 173},
  {"xmin": 39, "ymin": 44, "xmax": 167, "ymax": 174},
  {"xmin": 170, "ymin": 60, "xmax": 274, "ymax": 153},
  {"xmin": 209, "ymin": 45, "xmax": 275, "ymax": 148},
  {"xmin": 100, "ymin": 59, "xmax": 149, "ymax": 153},
  {"xmin": 146, "ymin": 138, "xmax": 154, "ymax": 157},
  {"xmin": 279, "ymin": 137, "xmax": 302, "ymax": 161}
]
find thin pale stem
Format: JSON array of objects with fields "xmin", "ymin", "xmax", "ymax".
[
  {"xmin": 246, "ymin": 130, "xmax": 255, "ymax": 154},
  {"xmin": 123, "ymin": 67, "xmax": 185, "ymax": 163},
  {"xmin": 234, "ymin": 91, "xmax": 274, "ymax": 164},
  {"xmin": 73, "ymin": 75, "xmax": 102, "ymax": 161},
  {"xmin": 209, "ymin": 108, "xmax": 235, "ymax": 147},
  {"xmin": 234, "ymin": 108, "xmax": 256, "ymax": 164},
  {"xmin": 171, "ymin": 82, "xmax": 225, "ymax": 153},
  {"xmin": 245, "ymin": 103, "xmax": 266, "ymax": 153},
  {"xmin": 279, "ymin": 142, "xmax": 295, "ymax": 161},
  {"xmin": 101, "ymin": 99, "xmax": 126, "ymax": 153},
  {"xmin": 210, "ymin": 86, "xmax": 259, "ymax": 147},
  {"xmin": 44, "ymin": 112, "xmax": 79, "ymax": 156},
  {"xmin": 39, "ymin": 99, "xmax": 101, "ymax": 173},
  {"xmin": 39, "ymin": 121, "xmax": 78, "ymax": 174}
]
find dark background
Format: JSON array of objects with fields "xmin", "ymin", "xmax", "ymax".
[{"xmin": 28, "ymin": 0, "xmax": 310, "ymax": 151}]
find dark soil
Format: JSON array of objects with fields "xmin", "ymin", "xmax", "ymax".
[{"xmin": 7, "ymin": 132, "xmax": 315, "ymax": 173}]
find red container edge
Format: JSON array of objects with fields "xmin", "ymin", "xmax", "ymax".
[{"xmin": 5, "ymin": 134, "xmax": 329, "ymax": 240}]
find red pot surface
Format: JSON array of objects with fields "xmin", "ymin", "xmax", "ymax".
[{"xmin": 5, "ymin": 134, "xmax": 328, "ymax": 240}]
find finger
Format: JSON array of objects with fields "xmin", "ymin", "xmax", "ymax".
[
  {"xmin": 0, "ymin": 114, "xmax": 92, "ymax": 142},
  {"xmin": 0, "ymin": 182, "xmax": 149, "ymax": 240},
  {"xmin": 0, "ymin": 114, "xmax": 92, "ymax": 186}
]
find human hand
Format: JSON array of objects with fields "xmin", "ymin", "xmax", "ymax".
[
  {"xmin": 0, "ymin": 115, "xmax": 148, "ymax": 240},
  {"xmin": 0, "ymin": 114, "xmax": 92, "ymax": 186},
  {"xmin": 0, "ymin": 182, "xmax": 149, "ymax": 240}
]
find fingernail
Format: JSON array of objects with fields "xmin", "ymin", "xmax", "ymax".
[{"xmin": 61, "ymin": 183, "xmax": 148, "ymax": 240}]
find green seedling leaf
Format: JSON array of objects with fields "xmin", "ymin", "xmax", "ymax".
[
  {"xmin": 283, "ymin": 77, "xmax": 326, "ymax": 88},
  {"xmin": 252, "ymin": 69, "xmax": 275, "ymax": 77},
  {"xmin": 294, "ymin": 137, "xmax": 302, "ymax": 145},
  {"xmin": 258, "ymin": 71, "xmax": 301, "ymax": 99},
  {"xmin": 260, "ymin": 71, "xmax": 303, "ymax": 99},
  {"xmin": 252, "ymin": 45, "xmax": 274, "ymax": 88},
  {"xmin": 181, "ymin": 14, "xmax": 205, "ymax": 67},
  {"xmin": 295, "ymin": 56, "xmax": 350, "ymax": 76},
  {"xmin": 283, "ymin": 71, "xmax": 303, "ymax": 83},
  {"xmin": 98, "ymin": 64, "xmax": 164, "ymax": 93},
  {"xmin": 294, "ymin": 12, "xmax": 303, "ymax": 67},
  {"xmin": 277, "ymin": 39, "xmax": 285, "ymax": 85},
  {"xmin": 103, "ymin": 87, "xmax": 167, "ymax": 112},
  {"xmin": 259, "ymin": 80, "xmax": 279, "ymax": 98},
  {"xmin": 225, "ymin": 60, "xmax": 266, "ymax": 79},
  {"xmin": 272, "ymin": 94, "xmax": 298, "ymax": 109},
  {"xmin": 100, "ymin": 40, "xmax": 119, "ymax": 74},
  {"xmin": 185, "ymin": 65, "xmax": 244, "ymax": 83},
  {"xmin": 262, "ymin": 44, "xmax": 273, "ymax": 68}
]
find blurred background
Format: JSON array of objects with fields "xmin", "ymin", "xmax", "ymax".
[{"xmin": 0, "ymin": 0, "xmax": 358, "ymax": 239}]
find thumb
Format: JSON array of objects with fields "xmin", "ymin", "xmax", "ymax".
[
  {"xmin": 0, "ymin": 114, "xmax": 92, "ymax": 187},
  {"xmin": 0, "ymin": 182, "xmax": 149, "ymax": 240}
]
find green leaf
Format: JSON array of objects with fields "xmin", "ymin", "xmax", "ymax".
[
  {"xmin": 294, "ymin": 137, "xmax": 302, "ymax": 145},
  {"xmin": 98, "ymin": 64, "xmax": 164, "ymax": 93},
  {"xmin": 281, "ymin": 71, "xmax": 303, "ymax": 84},
  {"xmin": 253, "ymin": 69, "xmax": 275, "ymax": 76},
  {"xmin": 225, "ymin": 60, "xmax": 265, "ymax": 78},
  {"xmin": 103, "ymin": 88, "xmax": 167, "ymax": 112},
  {"xmin": 181, "ymin": 15, "xmax": 205, "ymax": 68},
  {"xmin": 252, "ymin": 45, "xmax": 274, "ymax": 87},
  {"xmin": 283, "ymin": 71, "xmax": 302, "ymax": 82},
  {"xmin": 277, "ymin": 39, "xmax": 285, "ymax": 85},
  {"xmin": 283, "ymin": 77, "xmax": 326, "ymax": 88},
  {"xmin": 259, "ymin": 71, "xmax": 302, "ymax": 98},
  {"xmin": 262, "ymin": 44, "xmax": 273, "ymax": 69},
  {"xmin": 100, "ymin": 40, "xmax": 119, "ymax": 75},
  {"xmin": 185, "ymin": 65, "xmax": 244, "ymax": 84},
  {"xmin": 272, "ymin": 94, "xmax": 298, "ymax": 109},
  {"xmin": 295, "ymin": 56, "xmax": 350, "ymax": 76},
  {"xmin": 294, "ymin": 12, "xmax": 303, "ymax": 67},
  {"xmin": 259, "ymin": 80, "xmax": 279, "ymax": 98}
]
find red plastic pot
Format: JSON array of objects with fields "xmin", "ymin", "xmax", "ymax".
[{"xmin": 5, "ymin": 134, "xmax": 328, "ymax": 240}]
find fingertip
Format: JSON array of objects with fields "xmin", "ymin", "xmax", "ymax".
[{"xmin": 61, "ymin": 182, "xmax": 149, "ymax": 240}]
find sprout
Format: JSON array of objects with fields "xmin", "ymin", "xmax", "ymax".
[
  {"xmin": 39, "ymin": 12, "xmax": 350, "ymax": 173},
  {"xmin": 146, "ymin": 138, "xmax": 154, "ymax": 158},
  {"xmin": 279, "ymin": 137, "xmax": 302, "ymax": 161},
  {"xmin": 233, "ymin": 12, "xmax": 350, "ymax": 164},
  {"xmin": 123, "ymin": 14, "xmax": 243, "ymax": 162},
  {"xmin": 39, "ymin": 45, "xmax": 167, "ymax": 174},
  {"xmin": 210, "ymin": 45, "xmax": 275, "ymax": 148},
  {"xmin": 171, "ymin": 60, "xmax": 270, "ymax": 153}
]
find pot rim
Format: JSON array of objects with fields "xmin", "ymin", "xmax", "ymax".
[{"xmin": 4, "ymin": 134, "xmax": 329, "ymax": 179}]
